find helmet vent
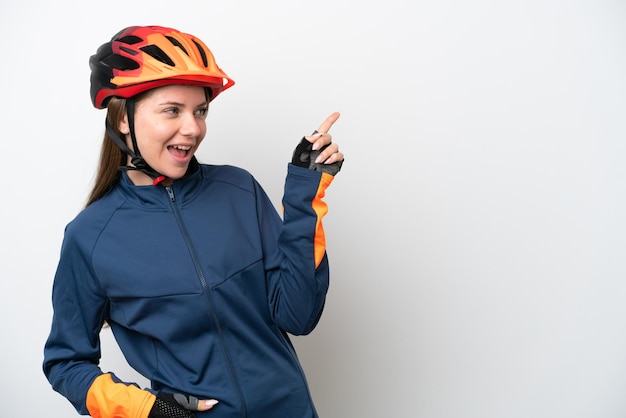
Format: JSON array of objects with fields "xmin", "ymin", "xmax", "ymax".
[
  {"xmin": 101, "ymin": 54, "xmax": 140, "ymax": 71},
  {"xmin": 118, "ymin": 35, "xmax": 143, "ymax": 45},
  {"xmin": 192, "ymin": 40, "xmax": 209, "ymax": 67},
  {"xmin": 140, "ymin": 45, "xmax": 175, "ymax": 66},
  {"xmin": 165, "ymin": 36, "xmax": 189, "ymax": 56}
]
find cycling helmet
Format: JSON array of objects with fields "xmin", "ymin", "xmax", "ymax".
[{"xmin": 90, "ymin": 25, "xmax": 234, "ymax": 108}]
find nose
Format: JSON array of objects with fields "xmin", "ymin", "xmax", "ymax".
[{"xmin": 180, "ymin": 112, "xmax": 204, "ymax": 138}]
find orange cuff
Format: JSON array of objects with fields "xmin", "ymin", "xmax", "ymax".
[{"xmin": 86, "ymin": 373, "xmax": 156, "ymax": 418}]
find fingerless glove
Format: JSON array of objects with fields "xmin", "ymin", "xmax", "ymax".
[
  {"xmin": 292, "ymin": 135, "xmax": 343, "ymax": 176},
  {"xmin": 148, "ymin": 393, "xmax": 197, "ymax": 418}
]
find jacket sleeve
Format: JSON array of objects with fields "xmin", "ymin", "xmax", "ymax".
[
  {"xmin": 263, "ymin": 163, "xmax": 335, "ymax": 335},
  {"xmin": 42, "ymin": 225, "xmax": 154, "ymax": 417}
]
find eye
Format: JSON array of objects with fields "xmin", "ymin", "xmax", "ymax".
[
  {"xmin": 195, "ymin": 106, "xmax": 209, "ymax": 117},
  {"xmin": 164, "ymin": 107, "xmax": 180, "ymax": 115}
]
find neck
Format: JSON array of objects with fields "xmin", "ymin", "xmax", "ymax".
[{"xmin": 127, "ymin": 169, "xmax": 173, "ymax": 186}]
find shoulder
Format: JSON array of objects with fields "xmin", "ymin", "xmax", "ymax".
[
  {"xmin": 199, "ymin": 163, "xmax": 259, "ymax": 191},
  {"xmin": 63, "ymin": 191, "xmax": 124, "ymax": 243}
]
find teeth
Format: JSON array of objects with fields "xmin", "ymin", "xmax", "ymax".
[{"xmin": 172, "ymin": 145, "xmax": 192, "ymax": 151}]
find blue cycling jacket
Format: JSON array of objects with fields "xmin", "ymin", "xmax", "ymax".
[{"xmin": 43, "ymin": 161, "xmax": 335, "ymax": 417}]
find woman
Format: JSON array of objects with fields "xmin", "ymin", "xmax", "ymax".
[{"xmin": 43, "ymin": 25, "xmax": 343, "ymax": 418}]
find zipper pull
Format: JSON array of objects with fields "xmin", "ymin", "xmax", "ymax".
[{"xmin": 165, "ymin": 186, "xmax": 175, "ymax": 202}]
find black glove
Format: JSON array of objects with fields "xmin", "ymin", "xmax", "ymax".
[
  {"xmin": 148, "ymin": 392, "xmax": 198, "ymax": 418},
  {"xmin": 292, "ymin": 133, "xmax": 343, "ymax": 176}
]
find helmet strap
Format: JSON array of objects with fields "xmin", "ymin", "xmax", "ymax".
[{"xmin": 105, "ymin": 98, "xmax": 167, "ymax": 186}]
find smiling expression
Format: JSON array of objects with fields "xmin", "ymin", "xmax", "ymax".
[{"xmin": 119, "ymin": 84, "xmax": 209, "ymax": 186}]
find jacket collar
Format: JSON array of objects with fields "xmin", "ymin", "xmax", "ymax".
[{"xmin": 118, "ymin": 158, "xmax": 203, "ymax": 209}]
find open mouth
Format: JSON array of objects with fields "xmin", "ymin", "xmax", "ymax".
[{"xmin": 168, "ymin": 144, "xmax": 192, "ymax": 158}]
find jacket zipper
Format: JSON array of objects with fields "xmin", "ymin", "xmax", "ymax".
[{"xmin": 165, "ymin": 185, "xmax": 248, "ymax": 417}]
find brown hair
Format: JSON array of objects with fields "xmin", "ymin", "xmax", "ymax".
[{"xmin": 85, "ymin": 97, "xmax": 128, "ymax": 207}]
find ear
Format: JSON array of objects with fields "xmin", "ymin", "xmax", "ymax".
[{"xmin": 119, "ymin": 114, "xmax": 130, "ymax": 135}]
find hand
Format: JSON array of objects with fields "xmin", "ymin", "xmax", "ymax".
[
  {"xmin": 292, "ymin": 112, "xmax": 344, "ymax": 175},
  {"xmin": 307, "ymin": 112, "xmax": 344, "ymax": 165},
  {"xmin": 148, "ymin": 392, "xmax": 218, "ymax": 418}
]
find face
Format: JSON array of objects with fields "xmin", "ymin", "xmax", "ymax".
[{"xmin": 119, "ymin": 84, "xmax": 209, "ymax": 186}]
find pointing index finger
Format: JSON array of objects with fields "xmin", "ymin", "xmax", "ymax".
[{"xmin": 316, "ymin": 112, "xmax": 341, "ymax": 134}]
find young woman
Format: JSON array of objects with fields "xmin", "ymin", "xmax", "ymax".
[{"xmin": 43, "ymin": 25, "xmax": 344, "ymax": 418}]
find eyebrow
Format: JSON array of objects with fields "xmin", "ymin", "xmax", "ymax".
[{"xmin": 159, "ymin": 101, "xmax": 208, "ymax": 107}]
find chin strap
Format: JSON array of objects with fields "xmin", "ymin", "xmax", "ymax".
[{"xmin": 105, "ymin": 98, "xmax": 167, "ymax": 186}]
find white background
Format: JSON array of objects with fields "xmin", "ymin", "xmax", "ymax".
[{"xmin": 1, "ymin": 1, "xmax": 625, "ymax": 417}]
